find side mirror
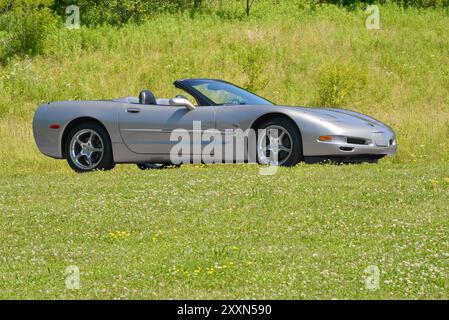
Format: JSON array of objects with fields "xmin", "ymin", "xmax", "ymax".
[{"xmin": 169, "ymin": 97, "xmax": 196, "ymax": 110}]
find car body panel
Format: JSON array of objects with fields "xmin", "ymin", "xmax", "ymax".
[
  {"xmin": 34, "ymin": 100, "xmax": 122, "ymax": 159},
  {"xmin": 119, "ymin": 103, "xmax": 215, "ymax": 154}
]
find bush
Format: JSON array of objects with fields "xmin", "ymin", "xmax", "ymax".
[
  {"xmin": 0, "ymin": 1, "xmax": 55, "ymax": 65},
  {"xmin": 50, "ymin": 0, "xmax": 209, "ymax": 26},
  {"xmin": 234, "ymin": 44, "xmax": 270, "ymax": 93},
  {"xmin": 317, "ymin": 62, "xmax": 367, "ymax": 107},
  {"xmin": 51, "ymin": 0, "xmax": 149, "ymax": 25},
  {"xmin": 316, "ymin": 0, "xmax": 448, "ymax": 8}
]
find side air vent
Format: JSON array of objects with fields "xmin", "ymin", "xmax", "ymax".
[{"xmin": 346, "ymin": 137, "xmax": 367, "ymax": 145}]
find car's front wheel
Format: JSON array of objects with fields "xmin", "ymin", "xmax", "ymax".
[
  {"xmin": 257, "ymin": 117, "xmax": 303, "ymax": 166},
  {"xmin": 65, "ymin": 122, "xmax": 115, "ymax": 173}
]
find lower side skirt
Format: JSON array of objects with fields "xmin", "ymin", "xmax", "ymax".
[{"xmin": 304, "ymin": 154, "xmax": 386, "ymax": 164}]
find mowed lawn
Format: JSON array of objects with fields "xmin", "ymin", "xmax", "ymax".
[{"xmin": 0, "ymin": 161, "xmax": 448, "ymax": 299}]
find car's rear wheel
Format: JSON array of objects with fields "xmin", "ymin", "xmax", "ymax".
[
  {"xmin": 257, "ymin": 117, "xmax": 303, "ymax": 167},
  {"xmin": 65, "ymin": 122, "xmax": 115, "ymax": 173}
]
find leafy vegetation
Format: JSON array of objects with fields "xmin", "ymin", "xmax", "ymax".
[
  {"xmin": 234, "ymin": 43, "xmax": 270, "ymax": 92},
  {"xmin": 317, "ymin": 62, "xmax": 367, "ymax": 107},
  {"xmin": 0, "ymin": 1, "xmax": 56, "ymax": 64},
  {"xmin": 319, "ymin": 0, "xmax": 449, "ymax": 8},
  {"xmin": 1, "ymin": 2, "xmax": 448, "ymax": 162}
]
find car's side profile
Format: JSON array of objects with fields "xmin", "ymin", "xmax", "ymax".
[{"xmin": 33, "ymin": 78, "xmax": 397, "ymax": 172}]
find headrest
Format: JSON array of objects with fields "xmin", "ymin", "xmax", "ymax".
[{"xmin": 139, "ymin": 90, "xmax": 157, "ymax": 105}]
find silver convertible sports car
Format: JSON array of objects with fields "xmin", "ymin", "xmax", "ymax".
[{"xmin": 33, "ymin": 78, "xmax": 397, "ymax": 172}]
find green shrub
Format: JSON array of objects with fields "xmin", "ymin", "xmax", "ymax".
[
  {"xmin": 315, "ymin": 0, "xmax": 448, "ymax": 8},
  {"xmin": 317, "ymin": 62, "xmax": 367, "ymax": 107},
  {"xmin": 0, "ymin": 1, "xmax": 55, "ymax": 65},
  {"xmin": 8, "ymin": 1, "xmax": 447, "ymax": 30},
  {"xmin": 50, "ymin": 0, "xmax": 147, "ymax": 26},
  {"xmin": 234, "ymin": 44, "xmax": 270, "ymax": 93},
  {"xmin": 50, "ymin": 0, "xmax": 210, "ymax": 26}
]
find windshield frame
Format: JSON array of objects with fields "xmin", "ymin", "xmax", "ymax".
[{"xmin": 174, "ymin": 79, "xmax": 275, "ymax": 107}]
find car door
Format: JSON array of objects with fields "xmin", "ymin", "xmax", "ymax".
[
  {"xmin": 213, "ymin": 105, "xmax": 262, "ymax": 162},
  {"xmin": 119, "ymin": 103, "xmax": 215, "ymax": 155}
]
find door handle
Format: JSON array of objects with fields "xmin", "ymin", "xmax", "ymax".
[{"xmin": 127, "ymin": 108, "xmax": 141, "ymax": 113}]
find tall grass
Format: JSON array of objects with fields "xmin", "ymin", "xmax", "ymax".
[{"xmin": 0, "ymin": 2, "xmax": 448, "ymax": 171}]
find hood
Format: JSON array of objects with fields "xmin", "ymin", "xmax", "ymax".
[
  {"xmin": 286, "ymin": 106, "xmax": 389, "ymax": 129},
  {"xmin": 322, "ymin": 108, "xmax": 390, "ymax": 128}
]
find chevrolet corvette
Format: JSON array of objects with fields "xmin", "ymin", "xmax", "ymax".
[{"xmin": 33, "ymin": 78, "xmax": 397, "ymax": 172}]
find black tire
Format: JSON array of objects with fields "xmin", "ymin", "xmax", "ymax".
[
  {"xmin": 257, "ymin": 117, "xmax": 303, "ymax": 167},
  {"xmin": 65, "ymin": 122, "xmax": 115, "ymax": 173}
]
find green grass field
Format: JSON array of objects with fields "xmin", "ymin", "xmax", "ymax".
[
  {"xmin": 0, "ymin": 163, "xmax": 448, "ymax": 299},
  {"xmin": 0, "ymin": 1, "xmax": 448, "ymax": 299}
]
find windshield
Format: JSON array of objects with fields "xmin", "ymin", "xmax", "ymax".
[{"xmin": 186, "ymin": 79, "xmax": 274, "ymax": 106}]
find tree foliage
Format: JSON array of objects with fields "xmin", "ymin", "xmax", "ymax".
[{"xmin": 0, "ymin": 0, "xmax": 55, "ymax": 64}]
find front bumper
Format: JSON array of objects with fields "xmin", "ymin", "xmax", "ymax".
[
  {"xmin": 304, "ymin": 154, "xmax": 386, "ymax": 164},
  {"xmin": 302, "ymin": 130, "xmax": 397, "ymax": 158}
]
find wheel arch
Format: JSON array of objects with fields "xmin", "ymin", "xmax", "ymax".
[
  {"xmin": 250, "ymin": 112, "xmax": 302, "ymax": 135},
  {"xmin": 61, "ymin": 117, "xmax": 112, "ymax": 158}
]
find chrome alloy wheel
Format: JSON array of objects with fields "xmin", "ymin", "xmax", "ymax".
[
  {"xmin": 69, "ymin": 129, "xmax": 104, "ymax": 170},
  {"xmin": 257, "ymin": 125, "xmax": 293, "ymax": 165}
]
